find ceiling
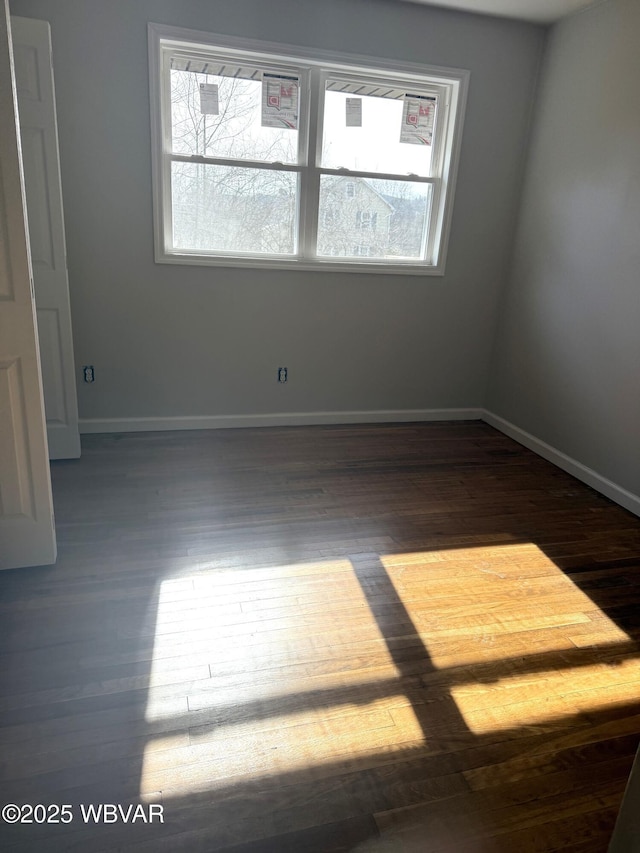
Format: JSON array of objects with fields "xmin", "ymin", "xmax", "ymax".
[{"xmin": 398, "ymin": 0, "xmax": 605, "ymax": 25}]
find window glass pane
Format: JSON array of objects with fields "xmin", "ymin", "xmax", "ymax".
[
  {"xmin": 317, "ymin": 176, "xmax": 432, "ymax": 260},
  {"xmin": 321, "ymin": 85, "xmax": 434, "ymax": 177},
  {"xmin": 170, "ymin": 67, "xmax": 298, "ymax": 164},
  {"xmin": 172, "ymin": 163, "xmax": 297, "ymax": 255}
]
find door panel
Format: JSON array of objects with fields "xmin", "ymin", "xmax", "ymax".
[
  {"xmin": 11, "ymin": 15, "xmax": 80, "ymax": 460},
  {"xmin": 20, "ymin": 125, "xmax": 55, "ymax": 266},
  {"xmin": 0, "ymin": 358, "xmax": 36, "ymax": 518},
  {"xmin": 0, "ymin": 1, "xmax": 56, "ymax": 569},
  {"xmin": 35, "ymin": 307, "xmax": 67, "ymax": 424}
]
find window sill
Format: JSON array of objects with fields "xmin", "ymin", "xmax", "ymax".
[{"xmin": 155, "ymin": 250, "xmax": 446, "ymax": 277}]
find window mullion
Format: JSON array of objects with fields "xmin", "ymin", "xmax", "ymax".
[{"xmin": 298, "ymin": 67, "xmax": 323, "ymax": 260}]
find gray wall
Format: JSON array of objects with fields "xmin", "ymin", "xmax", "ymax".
[
  {"xmin": 9, "ymin": 0, "xmax": 544, "ymax": 420},
  {"xmin": 487, "ymin": 0, "xmax": 640, "ymax": 497}
]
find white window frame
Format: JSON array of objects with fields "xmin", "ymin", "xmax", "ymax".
[{"xmin": 148, "ymin": 23, "xmax": 469, "ymax": 276}]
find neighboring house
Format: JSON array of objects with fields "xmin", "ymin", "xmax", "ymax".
[{"xmin": 317, "ymin": 177, "xmax": 395, "ymax": 258}]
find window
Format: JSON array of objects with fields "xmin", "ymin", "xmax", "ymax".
[
  {"xmin": 149, "ymin": 24, "xmax": 468, "ymax": 275},
  {"xmin": 356, "ymin": 211, "xmax": 377, "ymax": 230},
  {"xmin": 323, "ymin": 208, "xmax": 337, "ymax": 227}
]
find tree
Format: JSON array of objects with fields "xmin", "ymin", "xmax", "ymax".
[{"xmin": 170, "ymin": 69, "xmax": 297, "ymax": 253}]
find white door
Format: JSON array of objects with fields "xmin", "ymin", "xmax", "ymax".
[
  {"xmin": 11, "ymin": 15, "xmax": 80, "ymax": 460},
  {"xmin": 0, "ymin": 2, "xmax": 56, "ymax": 570}
]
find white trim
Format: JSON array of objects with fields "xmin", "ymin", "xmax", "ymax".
[
  {"xmin": 153, "ymin": 253, "xmax": 445, "ymax": 276},
  {"xmin": 147, "ymin": 23, "xmax": 468, "ymax": 276},
  {"xmin": 79, "ymin": 408, "xmax": 483, "ymax": 434},
  {"xmin": 483, "ymin": 411, "xmax": 640, "ymax": 518}
]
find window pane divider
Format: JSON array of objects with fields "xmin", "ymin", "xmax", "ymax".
[
  {"xmin": 170, "ymin": 153, "xmax": 301, "ymax": 172},
  {"xmin": 318, "ymin": 167, "xmax": 436, "ymax": 184}
]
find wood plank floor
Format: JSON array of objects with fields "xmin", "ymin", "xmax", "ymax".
[{"xmin": 1, "ymin": 421, "xmax": 640, "ymax": 851}]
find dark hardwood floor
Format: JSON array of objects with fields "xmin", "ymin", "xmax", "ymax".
[{"xmin": 1, "ymin": 421, "xmax": 640, "ymax": 851}]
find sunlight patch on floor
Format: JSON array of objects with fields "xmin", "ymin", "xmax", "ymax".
[
  {"xmin": 140, "ymin": 558, "xmax": 423, "ymax": 797},
  {"xmin": 140, "ymin": 545, "xmax": 633, "ymax": 795},
  {"xmin": 140, "ymin": 696, "xmax": 424, "ymax": 798},
  {"xmin": 449, "ymin": 651, "xmax": 640, "ymax": 735},
  {"xmin": 380, "ymin": 543, "xmax": 633, "ymax": 735},
  {"xmin": 381, "ymin": 544, "xmax": 630, "ymax": 669}
]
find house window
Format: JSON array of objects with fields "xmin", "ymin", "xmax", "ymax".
[
  {"xmin": 356, "ymin": 211, "xmax": 378, "ymax": 230},
  {"xmin": 149, "ymin": 24, "xmax": 468, "ymax": 275}
]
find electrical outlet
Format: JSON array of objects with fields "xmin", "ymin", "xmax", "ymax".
[
  {"xmin": 83, "ymin": 365, "xmax": 95, "ymax": 383},
  {"xmin": 278, "ymin": 367, "xmax": 288, "ymax": 383}
]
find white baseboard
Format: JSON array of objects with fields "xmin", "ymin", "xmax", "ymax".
[
  {"xmin": 78, "ymin": 407, "xmax": 640, "ymax": 517},
  {"xmin": 483, "ymin": 410, "xmax": 640, "ymax": 518},
  {"xmin": 79, "ymin": 408, "xmax": 483, "ymax": 435}
]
